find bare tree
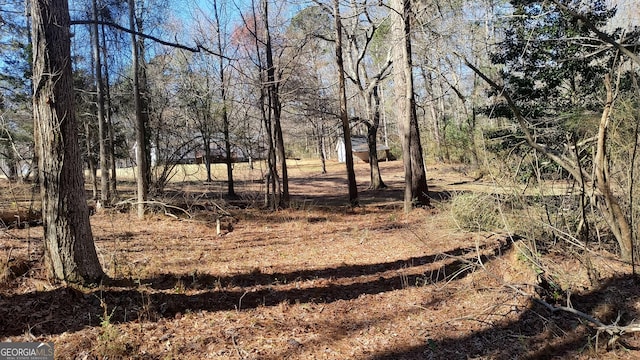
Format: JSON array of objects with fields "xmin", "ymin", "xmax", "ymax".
[
  {"xmin": 390, "ymin": 0, "xmax": 429, "ymax": 212},
  {"xmin": 30, "ymin": 0, "xmax": 104, "ymax": 283},
  {"xmin": 263, "ymin": 0, "xmax": 289, "ymax": 207},
  {"xmin": 334, "ymin": 0, "xmax": 359, "ymax": 206},
  {"xmin": 91, "ymin": 0, "xmax": 110, "ymax": 204},
  {"xmin": 129, "ymin": 0, "xmax": 148, "ymax": 218},
  {"xmin": 342, "ymin": 1, "xmax": 392, "ymax": 190},
  {"xmin": 100, "ymin": 15, "xmax": 118, "ymax": 198},
  {"xmin": 212, "ymin": 0, "xmax": 237, "ymax": 198}
]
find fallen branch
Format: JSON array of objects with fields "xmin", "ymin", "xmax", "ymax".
[
  {"xmin": 507, "ymin": 282, "xmax": 640, "ymax": 350},
  {"xmin": 454, "ymin": 240, "xmax": 640, "ymax": 351},
  {"xmin": 113, "ymin": 199, "xmax": 193, "ymax": 219},
  {"xmin": 209, "ymin": 201, "xmax": 231, "ymax": 217},
  {"xmin": 482, "ymin": 252, "xmax": 640, "ymax": 350}
]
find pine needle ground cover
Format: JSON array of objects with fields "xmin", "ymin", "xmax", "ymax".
[{"xmin": 1, "ymin": 160, "xmax": 638, "ymax": 359}]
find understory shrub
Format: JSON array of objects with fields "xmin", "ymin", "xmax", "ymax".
[{"xmin": 449, "ymin": 192, "xmax": 501, "ymax": 232}]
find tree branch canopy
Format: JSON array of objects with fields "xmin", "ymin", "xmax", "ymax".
[
  {"xmin": 548, "ymin": 0, "xmax": 640, "ymax": 65},
  {"xmin": 70, "ymin": 19, "xmax": 235, "ymax": 60}
]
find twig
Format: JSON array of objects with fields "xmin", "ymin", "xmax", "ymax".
[
  {"xmin": 231, "ymin": 332, "xmax": 245, "ymax": 360},
  {"xmin": 210, "ymin": 201, "xmax": 231, "ymax": 217},
  {"xmin": 237, "ymin": 290, "xmax": 249, "ymax": 312}
]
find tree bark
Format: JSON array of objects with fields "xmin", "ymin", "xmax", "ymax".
[
  {"xmin": 213, "ymin": 0, "xmax": 236, "ymax": 198},
  {"xmin": 263, "ymin": 0, "xmax": 289, "ymax": 207},
  {"xmin": 334, "ymin": 0, "xmax": 359, "ymax": 206},
  {"xmin": 84, "ymin": 120, "xmax": 98, "ymax": 200},
  {"xmin": 423, "ymin": 69, "xmax": 442, "ymax": 161},
  {"xmin": 367, "ymin": 85, "xmax": 386, "ymax": 189},
  {"xmin": 318, "ymin": 121, "xmax": 327, "ymax": 174},
  {"xmin": 129, "ymin": 0, "xmax": 148, "ymax": 218},
  {"xmin": 391, "ymin": 0, "xmax": 429, "ymax": 212},
  {"xmin": 100, "ymin": 19, "xmax": 117, "ymax": 198},
  {"xmin": 91, "ymin": 0, "xmax": 109, "ymax": 204},
  {"xmin": 30, "ymin": 0, "xmax": 104, "ymax": 283},
  {"xmin": 248, "ymin": 0, "xmax": 278, "ymax": 208},
  {"xmin": 203, "ymin": 136, "xmax": 212, "ymax": 182}
]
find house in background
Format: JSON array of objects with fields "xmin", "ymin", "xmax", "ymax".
[
  {"xmin": 336, "ymin": 135, "xmax": 393, "ymax": 163},
  {"xmin": 195, "ymin": 143, "xmax": 247, "ymax": 164}
]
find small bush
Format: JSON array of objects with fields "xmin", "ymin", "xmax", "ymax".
[
  {"xmin": 96, "ymin": 301, "xmax": 130, "ymax": 357},
  {"xmin": 449, "ymin": 192, "xmax": 501, "ymax": 232}
]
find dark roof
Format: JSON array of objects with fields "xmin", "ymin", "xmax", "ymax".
[{"xmin": 350, "ymin": 136, "xmax": 389, "ymax": 153}]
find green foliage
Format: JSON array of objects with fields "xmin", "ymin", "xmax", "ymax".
[
  {"xmin": 97, "ymin": 301, "xmax": 129, "ymax": 357},
  {"xmin": 442, "ymin": 122, "xmax": 476, "ymax": 164},
  {"xmin": 485, "ymin": 0, "xmax": 632, "ymax": 157},
  {"xmin": 370, "ymin": 18, "xmax": 392, "ymax": 64},
  {"xmin": 289, "ymin": 6, "xmax": 334, "ymax": 41},
  {"xmin": 492, "ymin": 0, "xmax": 616, "ymax": 113}
]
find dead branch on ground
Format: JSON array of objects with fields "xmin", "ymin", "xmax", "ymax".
[
  {"xmin": 113, "ymin": 198, "xmax": 193, "ymax": 219},
  {"xmin": 469, "ymin": 243, "xmax": 640, "ymax": 351}
]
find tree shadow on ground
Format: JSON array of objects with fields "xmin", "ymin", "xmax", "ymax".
[
  {"xmin": 107, "ymin": 171, "xmax": 453, "ymax": 220},
  {"xmin": 369, "ymin": 274, "xmax": 640, "ymax": 359},
  {"xmin": 124, "ymin": 238, "xmax": 512, "ymax": 290},
  {"xmin": 0, "ymin": 239, "xmax": 512, "ymax": 338}
]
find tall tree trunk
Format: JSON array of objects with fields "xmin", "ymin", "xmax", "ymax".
[
  {"xmin": 318, "ymin": 121, "xmax": 327, "ymax": 174},
  {"xmin": 223, "ymin": 111, "xmax": 235, "ymax": 196},
  {"xmin": 249, "ymin": 0, "xmax": 278, "ymax": 209},
  {"xmin": 213, "ymin": 0, "xmax": 236, "ymax": 198},
  {"xmin": 91, "ymin": 0, "xmax": 109, "ymax": 204},
  {"xmin": 31, "ymin": 0, "xmax": 104, "ymax": 283},
  {"xmin": 203, "ymin": 136, "xmax": 212, "ymax": 182},
  {"xmin": 265, "ymin": 102, "xmax": 279, "ymax": 208},
  {"xmin": 260, "ymin": 81, "xmax": 278, "ymax": 208},
  {"xmin": 137, "ymin": 17, "xmax": 152, "ymax": 192},
  {"xmin": 100, "ymin": 19, "xmax": 117, "ymax": 198},
  {"xmin": 437, "ymin": 80, "xmax": 450, "ymax": 162},
  {"xmin": 129, "ymin": 0, "xmax": 148, "ymax": 218},
  {"xmin": 263, "ymin": 0, "xmax": 288, "ymax": 207},
  {"xmin": 381, "ymin": 87, "xmax": 389, "ymax": 147},
  {"xmin": 391, "ymin": 0, "xmax": 429, "ymax": 212},
  {"xmin": 23, "ymin": 1, "xmax": 38, "ymax": 184},
  {"xmin": 84, "ymin": 121, "xmax": 98, "ymax": 199},
  {"xmin": 367, "ymin": 85, "xmax": 386, "ymax": 190},
  {"xmin": 334, "ymin": 0, "xmax": 359, "ymax": 206},
  {"xmin": 423, "ymin": 69, "xmax": 442, "ymax": 162}
]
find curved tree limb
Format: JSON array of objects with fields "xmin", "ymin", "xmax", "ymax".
[
  {"xmin": 548, "ymin": 0, "xmax": 640, "ymax": 66},
  {"xmin": 461, "ymin": 57, "xmax": 589, "ymax": 185},
  {"xmin": 461, "ymin": 55, "xmax": 634, "ymax": 260},
  {"xmin": 70, "ymin": 19, "xmax": 235, "ymax": 60}
]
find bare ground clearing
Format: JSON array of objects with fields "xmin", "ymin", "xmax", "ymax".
[{"xmin": 0, "ymin": 160, "xmax": 639, "ymax": 359}]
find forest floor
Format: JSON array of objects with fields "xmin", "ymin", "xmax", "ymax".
[{"xmin": 1, "ymin": 159, "xmax": 640, "ymax": 359}]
